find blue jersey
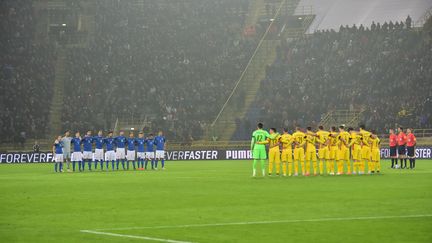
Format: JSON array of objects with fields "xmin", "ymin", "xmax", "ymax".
[
  {"xmin": 154, "ymin": 136, "xmax": 166, "ymax": 150},
  {"xmin": 136, "ymin": 138, "xmax": 146, "ymax": 152},
  {"xmin": 54, "ymin": 142, "xmax": 63, "ymax": 154},
  {"xmin": 115, "ymin": 136, "xmax": 126, "ymax": 148},
  {"xmin": 126, "ymin": 138, "xmax": 136, "ymax": 151},
  {"xmin": 82, "ymin": 136, "xmax": 93, "ymax": 152},
  {"xmin": 146, "ymin": 138, "xmax": 154, "ymax": 152},
  {"xmin": 104, "ymin": 137, "xmax": 115, "ymax": 151},
  {"xmin": 93, "ymin": 136, "xmax": 104, "ymax": 149},
  {"xmin": 71, "ymin": 137, "xmax": 82, "ymax": 152}
]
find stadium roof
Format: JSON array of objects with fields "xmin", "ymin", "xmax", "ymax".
[{"xmin": 295, "ymin": 0, "xmax": 432, "ymax": 33}]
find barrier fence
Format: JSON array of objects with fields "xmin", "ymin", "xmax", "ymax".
[{"xmin": 1, "ymin": 146, "xmax": 431, "ymax": 163}]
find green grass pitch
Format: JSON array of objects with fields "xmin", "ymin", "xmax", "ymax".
[{"xmin": 1, "ymin": 160, "xmax": 431, "ymax": 243}]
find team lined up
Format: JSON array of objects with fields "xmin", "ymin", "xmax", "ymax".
[
  {"xmin": 388, "ymin": 127, "xmax": 417, "ymax": 169},
  {"xmin": 251, "ymin": 123, "xmax": 416, "ymax": 177},
  {"xmin": 52, "ymin": 130, "xmax": 166, "ymax": 172}
]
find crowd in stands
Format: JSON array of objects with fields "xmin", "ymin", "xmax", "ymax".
[
  {"xmin": 63, "ymin": 0, "xmax": 254, "ymax": 141},
  {"xmin": 0, "ymin": 0, "xmax": 55, "ymax": 144},
  {"xmin": 239, "ymin": 16, "xmax": 432, "ymax": 139}
]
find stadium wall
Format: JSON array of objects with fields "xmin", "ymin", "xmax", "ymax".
[{"xmin": 1, "ymin": 147, "xmax": 432, "ymax": 163}]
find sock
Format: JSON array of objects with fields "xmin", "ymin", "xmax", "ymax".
[
  {"xmin": 253, "ymin": 160, "xmax": 257, "ymax": 176},
  {"xmin": 161, "ymin": 159, "xmax": 165, "ymax": 168},
  {"xmin": 275, "ymin": 161, "xmax": 281, "ymax": 174},
  {"xmin": 60, "ymin": 162, "xmax": 63, "ymax": 171},
  {"xmin": 282, "ymin": 162, "xmax": 287, "ymax": 175},
  {"xmin": 126, "ymin": 161, "xmax": 130, "ymax": 170},
  {"xmin": 106, "ymin": 161, "xmax": 109, "ymax": 170},
  {"xmin": 100, "ymin": 161, "xmax": 104, "ymax": 170},
  {"xmin": 154, "ymin": 160, "xmax": 158, "ymax": 169},
  {"xmin": 319, "ymin": 160, "xmax": 324, "ymax": 174},
  {"xmin": 391, "ymin": 158, "xmax": 395, "ymax": 168},
  {"xmin": 376, "ymin": 161, "xmax": 381, "ymax": 171},
  {"xmin": 313, "ymin": 161, "xmax": 318, "ymax": 174},
  {"xmin": 112, "ymin": 161, "xmax": 115, "ymax": 170},
  {"xmin": 88, "ymin": 160, "xmax": 92, "ymax": 170},
  {"xmin": 305, "ymin": 161, "xmax": 310, "ymax": 174},
  {"xmin": 73, "ymin": 161, "xmax": 76, "ymax": 171},
  {"xmin": 413, "ymin": 158, "xmax": 416, "ymax": 168},
  {"xmin": 301, "ymin": 161, "xmax": 305, "ymax": 175},
  {"xmin": 268, "ymin": 161, "xmax": 273, "ymax": 174},
  {"xmin": 132, "ymin": 161, "xmax": 136, "ymax": 169},
  {"xmin": 151, "ymin": 159, "xmax": 155, "ymax": 169},
  {"xmin": 54, "ymin": 163, "xmax": 58, "ymax": 172},
  {"xmin": 295, "ymin": 161, "xmax": 299, "ymax": 174},
  {"xmin": 337, "ymin": 161, "xmax": 343, "ymax": 174},
  {"xmin": 95, "ymin": 160, "xmax": 98, "ymax": 169},
  {"xmin": 370, "ymin": 161, "xmax": 375, "ymax": 172},
  {"xmin": 404, "ymin": 158, "xmax": 407, "ymax": 168},
  {"xmin": 145, "ymin": 159, "xmax": 148, "ymax": 169},
  {"xmin": 400, "ymin": 159, "xmax": 403, "ymax": 168},
  {"xmin": 346, "ymin": 161, "xmax": 351, "ymax": 173},
  {"xmin": 288, "ymin": 162, "xmax": 293, "ymax": 175},
  {"xmin": 260, "ymin": 160, "xmax": 265, "ymax": 175},
  {"xmin": 122, "ymin": 160, "xmax": 126, "ymax": 170},
  {"xmin": 81, "ymin": 161, "xmax": 85, "ymax": 171}
]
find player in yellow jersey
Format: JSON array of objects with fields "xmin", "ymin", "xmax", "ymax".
[
  {"xmin": 280, "ymin": 128, "xmax": 294, "ymax": 176},
  {"xmin": 305, "ymin": 127, "xmax": 318, "ymax": 176},
  {"xmin": 348, "ymin": 128, "xmax": 362, "ymax": 175},
  {"xmin": 292, "ymin": 127, "xmax": 306, "ymax": 176},
  {"xmin": 359, "ymin": 125, "xmax": 372, "ymax": 174},
  {"xmin": 336, "ymin": 126, "xmax": 351, "ymax": 175},
  {"xmin": 316, "ymin": 126, "xmax": 330, "ymax": 175},
  {"xmin": 266, "ymin": 128, "xmax": 281, "ymax": 176},
  {"xmin": 370, "ymin": 130, "xmax": 381, "ymax": 173},
  {"xmin": 328, "ymin": 126, "xmax": 338, "ymax": 175}
]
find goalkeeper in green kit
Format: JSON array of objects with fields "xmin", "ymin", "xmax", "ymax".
[{"xmin": 251, "ymin": 122, "xmax": 271, "ymax": 177}]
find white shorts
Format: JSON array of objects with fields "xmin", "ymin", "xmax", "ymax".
[
  {"xmin": 55, "ymin": 154, "xmax": 63, "ymax": 163},
  {"xmin": 94, "ymin": 149, "xmax": 104, "ymax": 161},
  {"xmin": 105, "ymin": 150, "xmax": 116, "ymax": 161},
  {"xmin": 127, "ymin": 150, "xmax": 136, "ymax": 161},
  {"xmin": 155, "ymin": 150, "xmax": 165, "ymax": 159},
  {"xmin": 71, "ymin": 152, "xmax": 83, "ymax": 162},
  {"xmin": 83, "ymin": 151, "xmax": 93, "ymax": 160},
  {"xmin": 145, "ymin": 152, "xmax": 154, "ymax": 159},
  {"xmin": 137, "ymin": 152, "xmax": 145, "ymax": 159},
  {"xmin": 116, "ymin": 148, "xmax": 126, "ymax": 160}
]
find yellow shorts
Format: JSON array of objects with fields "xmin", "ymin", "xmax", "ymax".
[
  {"xmin": 293, "ymin": 147, "xmax": 305, "ymax": 162},
  {"xmin": 318, "ymin": 147, "xmax": 329, "ymax": 160},
  {"xmin": 371, "ymin": 149, "xmax": 380, "ymax": 162},
  {"xmin": 305, "ymin": 148, "xmax": 317, "ymax": 162},
  {"xmin": 329, "ymin": 146, "xmax": 338, "ymax": 160},
  {"xmin": 281, "ymin": 149, "xmax": 293, "ymax": 162},
  {"xmin": 351, "ymin": 147, "xmax": 362, "ymax": 160},
  {"xmin": 268, "ymin": 147, "xmax": 281, "ymax": 163},
  {"xmin": 361, "ymin": 146, "xmax": 371, "ymax": 160},
  {"xmin": 337, "ymin": 147, "xmax": 349, "ymax": 161}
]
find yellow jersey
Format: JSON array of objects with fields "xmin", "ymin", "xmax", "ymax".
[
  {"xmin": 337, "ymin": 131, "xmax": 350, "ymax": 149},
  {"xmin": 371, "ymin": 136, "xmax": 380, "ymax": 150},
  {"xmin": 359, "ymin": 130, "xmax": 372, "ymax": 147},
  {"xmin": 292, "ymin": 131, "xmax": 306, "ymax": 148},
  {"xmin": 305, "ymin": 132, "xmax": 317, "ymax": 151},
  {"xmin": 280, "ymin": 133, "xmax": 293, "ymax": 150},
  {"xmin": 316, "ymin": 130, "xmax": 330, "ymax": 148},
  {"xmin": 329, "ymin": 131, "xmax": 338, "ymax": 147},
  {"xmin": 348, "ymin": 132, "xmax": 362, "ymax": 149},
  {"xmin": 268, "ymin": 133, "xmax": 281, "ymax": 148}
]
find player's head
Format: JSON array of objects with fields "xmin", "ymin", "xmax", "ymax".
[
  {"xmin": 269, "ymin": 128, "xmax": 276, "ymax": 134},
  {"xmin": 129, "ymin": 131, "xmax": 134, "ymax": 137},
  {"xmin": 98, "ymin": 130, "xmax": 103, "ymax": 136},
  {"xmin": 306, "ymin": 126, "xmax": 312, "ymax": 132},
  {"xmin": 338, "ymin": 125, "xmax": 345, "ymax": 132},
  {"xmin": 318, "ymin": 125, "xmax": 324, "ymax": 130},
  {"xmin": 347, "ymin": 127, "xmax": 354, "ymax": 133},
  {"xmin": 158, "ymin": 130, "xmax": 163, "ymax": 136},
  {"xmin": 331, "ymin": 126, "xmax": 336, "ymax": 132},
  {"xmin": 371, "ymin": 129, "xmax": 377, "ymax": 135},
  {"xmin": 295, "ymin": 126, "xmax": 301, "ymax": 131},
  {"xmin": 119, "ymin": 130, "xmax": 124, "ymax": 136},
  {"xmin": 75, "ymin": 131, "xmax": 80, "ymax": 137},
  {"xmin": 108, "ymin": 131, "xmax": 113, "ymax": 137},
  {"xmin": 283, "ymin": 128, "xmax": 289, "ymax": 134},
  {"xmin": 56, "ymin": 135, "xmax": 62, "ymax": 141},
  {"xmin": 139, "ymin": 132, "xmax": 144, "ymax": 138},
  {"xmin": 398, "ymin": 127, "xmax": 403, "ymax": 133},
  {"xmin": 86, "ymin": 130, "xmax": 92, "ymax": 136},
  {"xmin": 407, "ymin": 128, "xmax": 412, "ymax": 134},
  {"xmin": 257, "ymin": 123, "xmax": 263, "ymax": 129},
  {"xmin": 149, "ymin": 133, "xmax": 154, "ymax": 138},
  {"xmin": 389, "ymin": 128, "xmax": 394, "ymax": 134},
  {"xmin": 64, "ymin": 130, "xmax": 70, "ymax": 136}
]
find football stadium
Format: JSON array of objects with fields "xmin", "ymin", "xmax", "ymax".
[{"xmin": 1, "ymin": 0, "xmax": 432, "ymax": 242}]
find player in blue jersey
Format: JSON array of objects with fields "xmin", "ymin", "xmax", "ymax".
[
  {"xmin": 53, "ymin": 136, "xmax": 64, "ymax": 172},
  {"xmin": 145, "ymin": 134, "xmax": 155, "ymax": 170},
  {"xmin": 154, "ymin": 130, "xmax": 166, "ymax": 170},
  {"xmin": 104, "ymin": 131, "xmax": 116, "ymax": 170},
  {"xmin": 126, "ymin": 132, "xmax": 137, "ymax": 170},
  {"xmin": 115, "ymin": 131, "xmax": 127, "ymax": 170},
  {"xmin": 136, "ymin": 132, "xmax": 146, "ymax": 169},
  {"xmin": 93, "ymin": 130, "xmax": 105, "ymax": 170},
  {"xmin": 71, "ymin": 132, "xmax": 83, "ymax": 172},
  {"xmin": 82, "ymin": 130, "xmax": 93, "ymax": 171}
]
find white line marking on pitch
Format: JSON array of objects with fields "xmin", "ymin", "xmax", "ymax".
[
  {"xmin": 89, "ymin": 214, "xmax": 432, "ymax": 231},
  {"xmin": 80, "ymin": 230, "xmax": 194, "ymax": 243}
]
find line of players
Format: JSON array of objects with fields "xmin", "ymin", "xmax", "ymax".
[
  {"xmin": 251, "ymin": 123, "xmax": 384, "ymax": 177},
  {"xmin": 389, "ymin": 127, "xmax": 417, "ymax": 169},
  {"xmin": 52, "ymin": 130, "xmax": 166, "ymax": 173}
]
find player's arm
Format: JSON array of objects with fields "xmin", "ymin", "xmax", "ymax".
[
  {"xmin": 257, "ymin": 138, "xmax": 270, "ymax": 145},
  {"xmin": 250, "ymin": 136, "xmax": 256, "ymax": 150}
]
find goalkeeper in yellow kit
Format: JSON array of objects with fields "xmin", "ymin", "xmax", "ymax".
[
  {"xmin": 316, "ymin": 126, "xmax": 330, "ymax": 175},
  {"xmin": 280, "ymin": 128, "xmax": 294, "ymax": 176},
  {"xmin": 292, "ymin": 127, "xmax": 306, "ymax": 176},
  {"xmin": 305, "ymin": 127, "xmax": 318, "ymax": 176}
]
